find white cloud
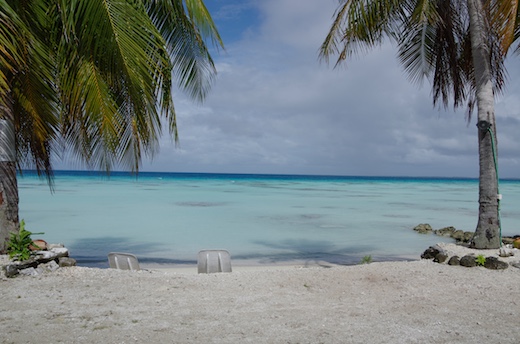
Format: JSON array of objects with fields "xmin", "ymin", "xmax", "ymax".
[{"xmin": 56, "ymin": 0, "xmax": 520, "ymax": 178}]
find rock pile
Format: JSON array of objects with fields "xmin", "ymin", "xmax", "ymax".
[
  {"xmin": 1, "ymin": 244, "xmax": 76, "ymax": 278},
  {"xmin": 413, "ymin": 223, "xmax": 474, "ymax": 243},
  {"xmin": 421, "ymin": 243, "xmax": 520, "ymax": 270}
]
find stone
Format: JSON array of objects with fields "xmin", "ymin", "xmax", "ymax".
[
  {"xmin": 499, "ymin": 247, "xmax": 514, "ymax": 258},
  {"xmin": 50, "ymin": 247, "xmax": 69, "ymax": 258},
  {"xmin": 1, "ymin": 244, "xmax": 72, "ymax": 278},
  {"xmin": 414, "ymin": 224, "xmax": 433, "ymax": 234},
  {"xmin": 460, "ymin": 255, "xmax": 477, "ymax": 267},
  {"xmin": 448, "ymin": 256, "xmax": 460, "ymax": 266},
  {"xmin": 421, "ymin": 246, "xmax": 440, "ymax": 259},
  {"xmin": 434, "ymin": 253, "xmax": 448, "ymax": 263},
  {"xmin": 463, "ymin": 232, "xmax": 474, "ymax": 243},
  {"xmin": 18, "ymin": 267, "xmax": 39, "ymax": 276},
  {"xmin": 36, "ymin": 251, "xmax": 58, "ymax": 260},
  {"xmin": 451, "ymin": 230, "xmax": 465, "ymax": 241},
  {"xmin": 483, "ymin": 257, "xmax": 509, "ymax": 270},
  {"xmin": 41, "ymin": 260, "xmax": 60, "ymax": 272},
  {"xmin": 47, "ymin": 243, "xmax": 65, "ymax": 250},
  {"xmin": 434, "ymin": 226, "xmax": 457, "ymax": 237},
  {"xmin": 3, "ymin": 264, "xmax": 20, "ymax": 278},
  {"xmin": 58, "ymin": 257, "xmax": 77, "ymax": 267}
]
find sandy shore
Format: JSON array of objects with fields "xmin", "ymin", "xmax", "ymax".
[{"xmin": 1, "ymin": 246, "xmax": 520, "ymax": 344}]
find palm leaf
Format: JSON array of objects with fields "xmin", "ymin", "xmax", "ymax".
[{"xmin": 57, "ymin": 0, "xmax": 172, "ymax": 171}]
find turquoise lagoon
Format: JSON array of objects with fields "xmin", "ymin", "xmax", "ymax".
[{"xmin": 18, "ymin": 171, "xmax": 520, "ymax": 267}]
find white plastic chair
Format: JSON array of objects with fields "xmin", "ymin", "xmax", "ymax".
[
  {"xmin": 108, "ymin": 252, "xmax": 140, "ymax": 271},
  {"xmin": 197, "ymin": 250, "xmax": 232, "ymax": 273}
]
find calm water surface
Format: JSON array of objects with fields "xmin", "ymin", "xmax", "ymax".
[{"xmin": 18, "ymin": 171, "xmax": 520, "ymax": 267}]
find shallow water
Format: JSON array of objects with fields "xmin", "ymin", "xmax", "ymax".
[{"xmin": 18, "ymin": 171, "xmax": 520, "ymax": 267}]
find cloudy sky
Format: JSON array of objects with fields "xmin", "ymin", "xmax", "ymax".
[{"xmin": 64, "ymin": 0, "xmax": 520, "ymax": 178}]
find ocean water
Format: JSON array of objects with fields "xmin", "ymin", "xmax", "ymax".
[{"xmin": 18, "ymin": 171, "xmax": 520, "ymax": 267}]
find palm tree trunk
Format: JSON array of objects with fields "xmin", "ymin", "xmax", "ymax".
[
  {"xmin": 0, "ymin": 97, "xmax": 19, "ymax": 253},
  {"xmin": 467, "ymin": 0, "xmax": 501, "ymax": 249}
]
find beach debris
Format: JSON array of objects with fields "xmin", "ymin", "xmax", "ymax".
[
  {"xmin": 1, "ymin": 245, "xmax": 76, "ymax": 278},
  {"xmin": 29, "ymin": 239, "xmax": 47, "ymax": 251}
]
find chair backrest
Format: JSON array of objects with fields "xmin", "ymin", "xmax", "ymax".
[
  {"xmin": 197, "ymin": 250, "xmax": 232, "ymax": 273},
  {"xmin": 108, "ymin": 252, "xmax": 140, "ymax": 271}
]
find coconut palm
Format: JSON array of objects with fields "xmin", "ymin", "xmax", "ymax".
[
  {"xmin": 0, "ymin": 0, "xmax": 223, "ymax": 252},
  {"xmin": 320, "ymin": 0, "xmax": 518, "ymax": 249}
]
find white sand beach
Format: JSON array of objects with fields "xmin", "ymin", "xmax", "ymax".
[{"xmin": 1, "ymin": 248, "xmax": 520, "ymax": 344}]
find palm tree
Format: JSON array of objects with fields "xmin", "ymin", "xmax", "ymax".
[
  {"xmin": 320, "ymin": 0, "xmax": 518, "ymax": 249},
  {"xmin": 0, "ymin": 0, "xmax": 223, "ymax": 252}
]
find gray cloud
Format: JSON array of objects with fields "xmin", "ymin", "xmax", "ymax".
[{"xmin": 57, "ymin": 0, "xmax": 520, "ymax": 178}]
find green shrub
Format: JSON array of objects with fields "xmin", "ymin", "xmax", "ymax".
[
  {"xmin": 360, "ymin": 255, "xmax": 373, "ymax": 264},
  {"xmin": 476, "ymin": 254, "xmax": 486, "ymax": 266},
  {"xmin": 7, "ymin": 220, "xmax": 44, "ymax": 261}
]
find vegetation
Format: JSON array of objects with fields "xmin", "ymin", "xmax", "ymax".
[
  {"xmin": 476, "ymin": 254, "xmax": 487, "ymax": 266},
  {"xmin": 0, "ymin": 0, "xmax": 224, "ymax": 252},
  {"xmin": 320, "ymin": 0, "xmax": 519, "ymax": 249},
  {"xmin": 360, "ymin": 255, "xmax": 373, "ymax": 265},
  {"xmin": 7, "ymin": 220, "xmax": 44, "ymax": 261}
]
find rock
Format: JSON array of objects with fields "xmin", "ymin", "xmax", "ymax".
[
  {"xmin": 50, "ymin": 247, "xmax": 69, "ymax": 258},
  {"xmin": 448, "ymin": 256, "xmax": 460, "ymax": 266},
  {"xmin": 463, "ymin": 232, "xmax": 474, "ymax": 243},
  {"xmin": 434, "ymin": 253, "xmax": 448, "ymax": 263},
  {"xmin": 33, "ymin": 247, "xmax": 69, "ymax": 264},
  {"xmin": 414, "ymin": 224, "xmax": 433, "ymax": 234},
  {"xmin": 511, "ymin": 262, "xmax": 520, "ymax": 269},
  {"xmin": 499, "ymin": 247, "xmax": 514, "ymax": 257},
  {"xmin": 451, "ymin": 230, "xmax": 465, "ymax": 241},
  {"xmin": 3, "ymin": 264, "xmax": 20, "ymax": 278},
  {"xmin": 0, "ymin": 244, "xmax": 73, "ymax": 278},
  {"xmin": 18, "ymin": 267, "xmax": 40, "ymax": 276},
  {"xmin": 483, "ymin": 257, "xmax": 509, "ymax": 270},
  {"xmin": 58, "ymin": 257, "xmax": 77, "ymax": 267},
  {"xmin": 421, "ymin": 246, "xmax": 440, "ymax": 259},
  {"xmin": 460, "ymin": 255, "xmax": 477, "ymax": 267},
  {"xmin": 35, "ymin": 251, "xmax": 58, "ymax": 260},
  {"xmin": 47, "ymin": 243, "xmax": 65, "ymax": 250},
  {"xmin": 435, "ymin": 226, "xmax": 457, "ymax": 237},
  {"xmin": 41, "ymin": 260, "xmax": 60, "ymax": 272}
]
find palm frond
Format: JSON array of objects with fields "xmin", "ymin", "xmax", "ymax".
[
  {"xmin": 145, "ymin": 0, "xmax": 223, "ymax": 104},
  {"xmin": 6, "ymin": 0, "xmax": 59, "ymax": 180},
  {"xmin": 398, "ymin": 0, "xmax": 440, "ymax": 85},
  {"xmin": 489, "ymin": 0, "xmax": 518, "ymax": 53},
  {"xmin": 320, "ymin": 0, "xmax": 405, "ymax": 67},
  {"xmin": 58, "ymin": 0, "xmax": 172, "ymax": 172}
]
